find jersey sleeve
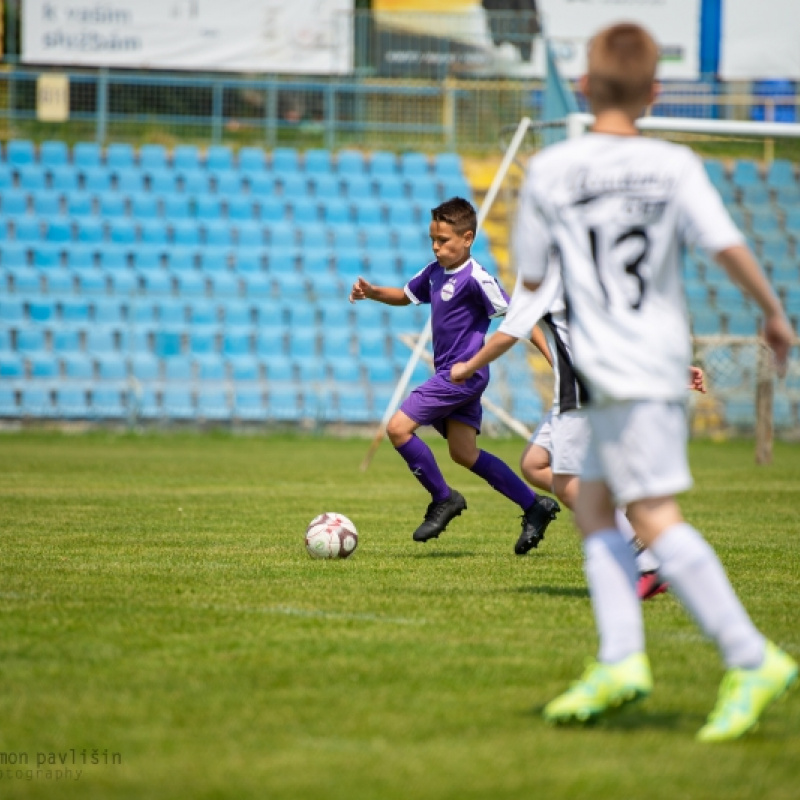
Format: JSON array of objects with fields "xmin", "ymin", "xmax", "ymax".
[
  {"xmin": 675, "ymin": 151, "xmax": 745, "ymax": 255},
  {"xmin": 512, "ymin": 161, "xmax": 552, "ymax": 285},
  {"xmin": 404, "ymin": 264, "xmax": 433, "ymax": 305},
  {"xmin": 499, "ymin": 263, "xmax": 561, "ymax": 339},
  {"xmin": 472, "ymin": 266, "xmax": 509, "ymax": 319}
]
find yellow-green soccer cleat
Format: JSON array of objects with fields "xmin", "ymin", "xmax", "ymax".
[
  {"xmin": 543, "ymin": 653, "xmax": 653, "ymax": 724},
  {"xmin": 697, "ymin": 641, "xmax": 798, "ymax": 743}
]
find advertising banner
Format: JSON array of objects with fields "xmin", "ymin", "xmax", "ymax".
[
  {"xmin": 373, "ymin": 0, "xmax": 699, "ymax": 80},
  {"xmin": 720, "ymin": 0, "xmax": 800, "ymax": 79},
  {"xmin": 22, "ymin": 0, "xmax": 354, "ymax": 74}
]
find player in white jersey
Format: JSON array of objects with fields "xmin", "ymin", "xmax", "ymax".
[
  {"xmin": 516, "ymin": 22, "xmax": 797, "ymax": 742},
  {"xmin": 451, "ymin": 258, "xmax": 694, "ymax": 597}
]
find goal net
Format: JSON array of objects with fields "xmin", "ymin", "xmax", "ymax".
[{"xmin": 496, "ymin": 114, "xmax": 800, "ymax": 462}]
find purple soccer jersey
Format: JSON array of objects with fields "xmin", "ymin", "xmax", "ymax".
[{"xmin": 404, "ymin": 258, "xmax": 509, "ymax": 375}]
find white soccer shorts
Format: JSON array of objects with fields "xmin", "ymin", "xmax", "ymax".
[
  {"xmin": 581, "ymin": 400, "xmax": 693, "ymax": 506},
  {"xmin": 530, "ymin": 408, "xmax": 589, "ymax": 477}
]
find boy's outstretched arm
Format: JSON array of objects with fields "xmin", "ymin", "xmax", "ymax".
[
  {"xmin": 450, "ymin": 331, "xmax": 519, "ymax": 383},
  {"xmin": 715, "ymin": 245, "xmax": 794, "ymax": 374},
  {"xmin": 349, "ymin": 276, "xmax": 411, "ymax": 306}
]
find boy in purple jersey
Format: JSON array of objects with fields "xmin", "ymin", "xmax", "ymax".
[{"xmin": 349, "ymin": 197, "xmax": 560, "ymax": 547}]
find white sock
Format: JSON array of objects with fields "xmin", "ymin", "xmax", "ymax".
[
  {"xmin": 648, "ymin": 523, "xmax": 766, "ymax": 669},
  {"xmin": 615, "ymin": 509, "xmax": 660, "ymax": 573},
  {"xmin": 584, "ymin": 529, "xmax": 644, "ymax": 663}
]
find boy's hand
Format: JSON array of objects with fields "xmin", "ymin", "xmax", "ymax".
[
  {"xmin": 349, "ymin": 276, "xmax": 375, "ymax": 303},
  {"xmin": 763, "ymin": 312, "xmax": 794, "ymax": 377},
  {"xmin": 688, "ymin": 366, "xmax": 706, "ymax": 394},
  {"xmin": 450, "ymin": 362, "xmax": 474, "ymax": 384}
]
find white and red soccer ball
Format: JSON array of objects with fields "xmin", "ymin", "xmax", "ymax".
[{"xmin": 305, "ymin": 512, "xmax": 358, "ymax": 559}]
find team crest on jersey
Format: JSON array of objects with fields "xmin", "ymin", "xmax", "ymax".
[{"xmin": 441, "ymin": 278, "xmax": 457, "ymax": 301}]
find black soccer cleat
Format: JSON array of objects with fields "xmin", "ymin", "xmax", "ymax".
[
  {"xmin": 413, "ymin": 489, "xmax": 467, "ymax": 542},
  {"xmin": 515, "ymin": 495, "xmax": 561, "ymax": 555}
]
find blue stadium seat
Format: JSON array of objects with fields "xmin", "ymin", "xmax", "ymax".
[
  {"xmin": 280, "ymin": 173, "xmax": 309, "ymax": 198},
  {"xmin": 222, "ymin": 330, "xmax": 253, "ymax": 359},
  {"xmin": 73, "ymin": 142, "xmax": 102, "ymax": 169},
  {"xmin": 172, "ymin": 220, "xmax": 201, "ymax": 246},
  {"xmin": 433, "ymin": 152, "xmax": 463, "ymax": 177},
  {"xmin": 33, "ymin": 242, "xmax": 61, "ymax": 269},
  {"xmin": 400, "ymin": 152, "xmax": 430, "ymax": 179},
  {"xmin": 2, "ymin": 189, "xmax": 28, "ymax": 216},
  {"xmin": 20, "ymin": 388, "xmax": 54, "ymax": 417},
  {"xmin": 130, "ymin": 355, "xmax": 159, "ymax": 382},
  {"xmin": 175, "ymin": 272, "xmax": 207, "ymax": 298},
  {"xmin": 336, "ymin": 150, "xmax": 366, "ymax": 175},
  {"xmin": 726, "ymin": 310, "xmax": 759, "ymax": 336},
  {"xmin": 0, "ymin": 353, "xmax": 22, "ymax": 379},
  {"xmin": 408, "ymin": 182, "xmax": 440, "ymax": 205},
  {"xmin": 75, "ymin": 218, "xmax": 104, "ymax": 244},
  {"xmin": 92, "ymin": 388, "xmax": 126, "ymax": 419},
  {"xmin": 328, "ymin": 357, "xmax": 361, "ymax": 383},
  {"xmin": 115, "ymin": 168, "xmax": 144, "ymax": 194},
  {"xmin": 61, "ymin": 354, "xmax": 94, "ymax": 381},
  {"xmin": 691, "ymin": 309, "xmax": 722, "ymax": 335},
  {"xmin": 731, "ymin": 160, "xmax": 761, "ymax": 187},
  {"xmin": 362, "ymin": 357, "xmax": 395, "ymax": 383},
  {"xmin": 33, "ymin": 190, "xmax": 62, "ymax": 217},
  {"xmin": 82, "ymin": 167, "xmax": 112, "ymax": 193},
  {"xmin": 65, "ymin": 191, "xmax": 93, "ymax": 218},
  {"xmin": 387, "ymin": 205, "xmax": 416, "ymax": 226},
  {"xmin": 139, "ymin": 271, "xmax": 171, "ymax": 296},
  {"xmin": 214, "ymin": 169, "xmax": 243, "ymax": 196},
  {"xmin": 238, "ymin": 147, "xmax": 266, "ymax": 172},
  {"xmin": 179, "ymin": 170, "xmax": 210, "ymax": 195},
  {"xmin": 44, "ymin": 269, "xmax": 75, "ymax": 296},
  {"xmin": 40, "ymin": 140, "xmax": 69, "ymax": 167},
  {"xmin": 765, "ymin": 159, "xmax": 794, "ymax": 188},
  {"xmin": 161, "ymin": 388, "xmax": 194, "ymax": 419},
  {"xmin": 294, "ymin": 356, "xmax": 327, "ymax": 381},
  {"xmin": 109, "ymin": 219, "xmax": 136, "ymax": 245},
  {"xmin": 206, "ymin": 145, "xmax": 233, "ymax": 171},
  {"xmin": 51, "ymin": 165, "xmax": 80, "ymax": 193},
  {"xmin": 353, "ymin": 200, "xmax": 383, "ymax": 226},
  {"xmin": 267, "ymin": 387, "xmax": 300, "ymax": 421},
  {"xmin": 273, "ymin": 273, "xmax": 307, "ymax": 302},
  {"xmin": 196, "ymin": 390, "xmax": 230, "ymax": 420},
  {"xmin": 255, "ymin": 327, "xmax": 286, "ymax": 358},
  {"xmin": 239, "ymin": 273, "xmax": 269, "ymax": 301},
  {"xmin": 321, "ymin": 200, "xmax": 351, "ymax": 226},
  {"xmin": 0, "ymin": 388, "xmax": 18, "ymax": 416},
  {"xmin": 8, "ymin": 266, "xmax": 42, "ymax": 294},
  {"xmin": 17, "ymin": 328, "xmax": 46, "ymax": 356},
  {"xmin": 337, "ymin": 387, "xmax": 370, "ymax": 422},
  {"xmin": 375, "ymin": 176, "xmax": 406, "ymax": 202},
  {"xmin": 196, "ymin": 356, "xmax": 227, "ymax": 382},
  {"xmin": 357, "ymin": 329, "xmax": 387, "ymax": 359},
  {"xmin": 342, "ymin": 174, "xmax": 374, "ymax": 201},
  {"xmin": 229, "ymin": 357, "xmax": 260, "ymax": 382},
  {"xmin": 256, "ymin": 198, "xmax": 286, "ymax": 225},
  {"xmin": 14, "ymin": 216, "xmax": 44, "ymax": 243},
  {"xmin": 6, "ymin": 140, "xmax": 35, "ymax": 167},
  {"xmin": 233, "ymin": 389, "xmax": 267, "ymax": 421},
  {"xmin": 29, "ymin": 354, "xmax": 59, "ymax": 380},
  {"xmin": 227, "ymin": 197, "xmax": 255, "ymax": 222},
  {"xmin": 740, "ymin": 184, "xmax": 771, "ymax": 209},
  {"xmin": 96, "ymin": 355, "xmax": 128, "ymax": 382},
  {"xmin": 54, "ymin": 387, "xmax": 90, "ymax": 418},
  {"xmin": 107, "ymin": 143, "xmax": 135, "ymax": 169},
  {"xmin": 148, "ymin": 170, "xmax": 177, "ymax": 195},
  {"xmin": 93, "ymin": 298, "xmax": 125, "ymax": 326},
  {"xmin": 0, "ymin": 164, "xmax": 11, "ymax": 190},
  {"xmin": 173, "ymin": 145, "xmax": 200, "ymax": 171},
  {"xmin": 247, "ymin": 172, "xmax": 274, "ymax": 196},
  {"xmin": 44, "ymin": 215, "xmax": 72, "ymax": 243},
  {"xmin": 139, "ymin": 144, "xmax": 168, "ymax": 170},
  {"xmin": 0, "ymin": 243, "xmax": 28, "ymax": 270},
  {"xmin": 310, "ymin": 174, "xmax": 340, "ymax": 201},
  {"xmin": 162, "ymin": 198, "xmax": 192, "ymax": 228},
  {"xmin": 368, "ymin": 151, "xmax": 397, "ymax": 177},
  {"xmin": 271, "ymin": 147, "xmax": 299, "ymax": 173},
  {"xmin": 27, "ymin": 297, "xmax": 56, "ymax": 324},
  {"xmin": 304, "ymin": 149, "xmax": 332, "ymax": 174},
  {"xmin": 235, "ymin": 221, "xmax": 264, "ymax": 249}
]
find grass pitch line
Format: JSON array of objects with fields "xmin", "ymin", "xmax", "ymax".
[{"xmin": 197, "ymin": 603, "xmax": 428, "ymax": 626}]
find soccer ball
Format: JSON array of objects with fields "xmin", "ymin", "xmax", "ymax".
[{"xmin": 305, "ymin": 512, "xmax": 358, "ymax": 559}]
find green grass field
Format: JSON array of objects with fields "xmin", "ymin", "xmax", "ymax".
[{"xmin": 0, "ymin": 431, "xmax": 798, "ymax": 799}]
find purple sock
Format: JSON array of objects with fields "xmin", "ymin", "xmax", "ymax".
[
  {"xmin": 395, "ymin": 436, "xmax": 450, "ymax": 502},
  {"xmin": 470, "ymin": 450, "xmax": 536, "ymax": 510}
]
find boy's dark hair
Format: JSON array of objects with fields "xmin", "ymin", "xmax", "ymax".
[
  {"xmin": 587, "ymin": 23, "xmax": 659, "ymax": 113},
  {"xmin": 431, "ymin": 197, "xmax": 477, "ymax": 236}
]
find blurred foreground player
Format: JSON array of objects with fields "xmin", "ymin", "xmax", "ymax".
[
  {"xmin": 515, "ymin": 23, "xmax": 796, "ymax": 741},
  {"xmin": 349, "ymin": 197, "xmax": 559, "ymax": 548}
]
